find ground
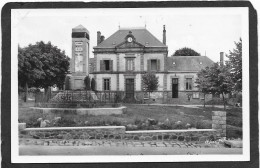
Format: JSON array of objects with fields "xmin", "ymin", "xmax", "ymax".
[{"xmin": 18, "ymin": 100, "xmax": 242, "ymax": 139}]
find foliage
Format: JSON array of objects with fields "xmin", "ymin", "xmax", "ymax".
[
  {"xmin": 91, "ymin": 78, "xmax": 96, "ymax": 91},
  {"xmin": 172, "ymin": 47, "xmax": 201, "ymax": 56},
  {"xmin": 64, "ymin": 75, "xmax": 71, "ymax": 90},
  {"xmin": 84, "ymin": 76, "xmax": 91, "ymax": 90},
  {"xmin": 226, "ymin": 38, "xmax": 242, "ymax": 92},
  {"xmin": 196, "ymin": 63, "xmax": 233, "ymax": 109},
  {"xmin": 18, "ymin": 41, "xmax": 70, "ymax": 91},
  {"xmin": 142, "ymin": 72, "xmax": 159, "ymax": 98}
]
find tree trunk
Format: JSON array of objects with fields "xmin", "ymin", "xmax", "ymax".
[
  {"xmin": 222, "ymin": 92, "xmax": 226, "ymax": 110},
  {"xmin": 24, "ymin": 82, "xmax": 28, "ymax": 102}
]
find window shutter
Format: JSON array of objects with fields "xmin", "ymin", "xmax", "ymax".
[
  {"xmin": 100, "ymin": 60, "xmax": 104, "ymax": 71},
  {"xmin": 147, "ymin": 59, "xmax": 151, "ymax": 71},
  {"xmin": 157, "ymin": 59, "xmax": 160, "ymax": 71},
  {"xmin": 110, "ymin": 60, "xmax": 113, "ymax": 71}
]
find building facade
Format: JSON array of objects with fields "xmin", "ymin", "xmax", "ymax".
[{"xmin": 71, "ymin": 25, "xmax": 215, "ymax": 104}]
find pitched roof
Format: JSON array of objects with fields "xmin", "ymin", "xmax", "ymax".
[
  {"xmin": 167, "ymin": 56, "xmax": 214, "ymax": 72},
  {"xmin": 94, "ymin": 28, "xmax": 166, "ymax": 48}
]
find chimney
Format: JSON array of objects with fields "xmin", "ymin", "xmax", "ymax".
[
  {"xmin": 100, "ymin": 35, "xmax": 105, "ymax": 43},
  {"xmin": 163, "ymin": 25, "xmax": 166, "ymax": 45},
  {"xmin": 97, "ymin": 31, "xmax": 101, "ymax": 45},
  {"xmin": 220, "ymin": 52, "xmax": 224, "ymax": 66}
]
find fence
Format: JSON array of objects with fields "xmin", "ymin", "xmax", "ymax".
[{"xmin": 35, "ymin": 90, "xmax": 125, "ymax": 105}]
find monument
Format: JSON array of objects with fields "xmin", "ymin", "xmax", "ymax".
[{"xmin": 69, "ymin": 25, "xmax": 90, "ymax": 90}]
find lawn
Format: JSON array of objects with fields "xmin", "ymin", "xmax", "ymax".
[{"xmin": 18, "ymin": 100, "xmax": 242, "ymax": 139}]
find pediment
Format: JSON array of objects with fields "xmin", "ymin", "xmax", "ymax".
[{"xmin": 115, "ymin": 41, "xmax": 144, "ymax": 49}]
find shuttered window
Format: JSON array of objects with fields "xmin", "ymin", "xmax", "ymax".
[
  {"xmin": 100, "ymin": 60, "xmax": 113, "ymax": 71},
  {"xmin": 147, "ymin": 59, "xmax": 160, "ymax": 71}
]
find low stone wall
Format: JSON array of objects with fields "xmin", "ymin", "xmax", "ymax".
[
  {"xmin": 31, "ymin": 106, "xmax": 127, "ymax": 116},
  {"xmin": 20, "ymin": 126, "xmax": 125, "ymax": 140},
  {"xmin": 19, "ymin": 124, "xmax": 217, "ymax": 142}
]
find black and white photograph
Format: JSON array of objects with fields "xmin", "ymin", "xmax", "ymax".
[{"xmin": 5, "ymin": 2, "xmax": 256, "ymax": 164}]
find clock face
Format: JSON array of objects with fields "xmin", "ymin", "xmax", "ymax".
[{"xmin": 127, "ymin": 37, "xmax": 133, "ymax": 42}]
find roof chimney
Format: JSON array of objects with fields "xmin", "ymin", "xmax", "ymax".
[
  {"xmin": 220, "ymin": 52, "xmax": 224, "ymax": 66},
  {"xmin": 97, "ymin": 31, "xmax": 101, "ymax": 45},
  {"xmin": 100, "ymin": 35, "xmax": 105, "ymax": 43},
  {"xmin": 163, "ymin": 25, "xmax": 166, "ymax": 45}
]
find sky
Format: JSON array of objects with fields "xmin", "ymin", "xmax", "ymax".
[{"xmin": 13, "ymin": 8, "xmax": 246, "ymax": 62}]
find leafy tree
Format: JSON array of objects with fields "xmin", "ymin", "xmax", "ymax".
[
  {"xmin": 195, "ymin": 66, "xmax": 211, "ymax": 107},
  {"xmin": 91, "ymin": 78, "xmax": 96, "ymax": 91},
  {"xmin": 18, "ymin": 45, "xmax": 44, "ymax": 101},
  {"xmin": 142, "ymin": 72, "xmax": 159, "ymax": 99},
  {"xmin": 84, "ymin": 75, "xmax": 91, "ymax": 90},
  {"xmin": 172, "ymin": 47, "xmax": 201, "ymax": 56},
  {"xmin": 18, "ymin": 41, "xmax": 70, "ymax": 95},
  {"xmin": 226, "ymin": 38, "xmax": 242, "ymax": 92},
  {"xmin": 196, "ymin": 63, "xmax": 233, "ymax": 109}
]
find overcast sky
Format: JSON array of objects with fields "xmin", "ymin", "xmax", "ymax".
[{"xmin": 13, "ymin": 8, "xmax": 246, "ymax": 62}]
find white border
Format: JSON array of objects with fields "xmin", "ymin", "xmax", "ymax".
[{"xmin": 11, "ymin": 7, "xmax": 250, "ymax": 163}]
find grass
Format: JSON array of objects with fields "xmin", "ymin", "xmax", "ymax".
[{"xmin": 18, "ymin": 100, "xmax": 242, "ymax": 139}]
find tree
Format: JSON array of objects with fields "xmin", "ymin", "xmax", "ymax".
[
  {"xmin": 18, "ymin": 45, "xmax": 44, "ymax": 101},
  {"xmin": 195, "ymin": 67, "xmax": 211, "ymax": 107},
  {"xmin": 226, "ymin": 38, "xmax": 242, "ymax": 92},
  {"xmin": 172, "ymin": 47, "xmax": 201, "ymax": 56},
  {"xmin": 91, "ymin": 78, "xmax": 96, "ymax": 91},
  {"xmin": 84, "ymin": 75, "xmax": 91, "ymax": 90},
  {"xmin": 18, "ymin": 41, "xmax": 70, "ymax": 95},
  {"xmin": 196, "ymin": 63, "xmax": 233, "ymax": 109},
  {"xmin": 142, "ymin": 72, "xmax": 159, "ymax": 99}
]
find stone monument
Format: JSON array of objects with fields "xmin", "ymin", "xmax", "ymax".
[{"xmin": 69, "ymin": 25, "xmax": 90, "ymax": 90}]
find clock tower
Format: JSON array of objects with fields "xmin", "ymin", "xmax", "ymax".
[{"xmin": 70, "ymin": 25, "xmax": 90, "ymax": 90}]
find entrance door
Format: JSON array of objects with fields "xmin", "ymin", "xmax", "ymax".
[
  {"xmin": 125, "ymin": 78, "xmax": 135, "ymax": 102},
  {"xmin": 172, "ymin": 78, "xmax": 178, "ymax": 98}
]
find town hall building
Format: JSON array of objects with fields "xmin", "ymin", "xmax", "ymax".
[{"xmin": 69, "ymin": 25, "xmax": 215, "ymax": 104}]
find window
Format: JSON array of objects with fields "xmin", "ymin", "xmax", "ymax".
[
  {"xmin": 193, "ymin": 92, "xmax": 199, "ymax": 99},
  {"xmin": 151, "ymin": 59, "xmax": 157, "ymax": 71},
  {"xmin": 104, "ymin": 60, "xmax": 110, "ymax": 71},
  {"xmin": 148, "ymin": 59, "xmax": 160, "ymax": 71},
  {"xmin": 186, "ymin": 78, "xmax": 192, "ymax": 90},
  {"xmin": 126, "ymin": 59, "xmax": 134, "ymax": 71},
  {"xmin": 100, "ymin": 60, "xmax": 113, "ymax": 71},
  {"xmin": 103, "ymin": 79, "xmax": 110, "ymax": 91}
]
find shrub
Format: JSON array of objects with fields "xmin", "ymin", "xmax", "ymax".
[
  {"xmin": 91, "ymin": 78, "xmax": 96, "ymax": 91},
  {"xmin": 84, "ymin": 76, "xmax": 91, "ymax": 90},
  {"xmin": 64, "ymin": 75, "xmax": 71, "ymax": 90}
]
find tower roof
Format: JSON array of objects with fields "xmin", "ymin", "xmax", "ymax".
[{"xmin": 72, "ymin": 24, "xmax": 89, "ymax": 33}]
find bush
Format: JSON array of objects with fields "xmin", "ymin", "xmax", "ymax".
[
  {"xmin": 65, "ymin": 75, "xmax": 71, "ymax": 90},
  {"xmin": 91, "ymin": 78, "xmax": 96, "ymax": 91},
  {"xmin": 84, "ymin": 76, "xmax": 91, "ymax": 90}
]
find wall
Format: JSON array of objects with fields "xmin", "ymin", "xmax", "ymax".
[{"xmin": 19, "ymin": 125, "xmax": 218, "ymax": 143}]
